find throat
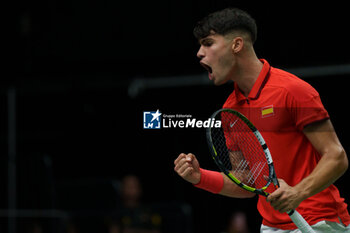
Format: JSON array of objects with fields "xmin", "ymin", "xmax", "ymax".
[
  {"xmin": 234, "ymin": 74, "xmax": 257, "ymax": 97},
  {"xmin": 234, "ymin": 59, "xmax": 263, "ymax": 97}
]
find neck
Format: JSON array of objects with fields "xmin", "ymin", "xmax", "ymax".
[{"xmin": 232, "ymin": 52, "xmax": 263, "ymax": 97}]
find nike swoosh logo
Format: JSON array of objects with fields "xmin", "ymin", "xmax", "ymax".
[{"xmin": 230, "ymin": 119, "xmax": 238, "ymax": 128}]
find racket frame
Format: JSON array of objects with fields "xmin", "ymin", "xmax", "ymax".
[{"xmin": 206, "ymin": 108, "xmax": 278, "ymax": 196}]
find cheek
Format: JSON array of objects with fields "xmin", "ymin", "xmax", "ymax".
[{"xmin": 217, "ymin": 53, "xmax": 235, "ymax": 72}]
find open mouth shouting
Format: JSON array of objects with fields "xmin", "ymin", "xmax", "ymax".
[{"xmin": 200, "ymin": 62, "xmax": 213, "ymax": 80}]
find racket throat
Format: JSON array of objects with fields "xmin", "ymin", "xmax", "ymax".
[
  {"xmin": 255, "ymin": 189, "xmax": 269, "ymax": 197},
  {"xmin": 268, "ymin": 163, "xmax": 280, "ymax": 188}
]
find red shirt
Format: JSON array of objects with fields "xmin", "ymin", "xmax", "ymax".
[{"xmin": 223, "ymin": 59, "xmax": 350, "ymax": 229}]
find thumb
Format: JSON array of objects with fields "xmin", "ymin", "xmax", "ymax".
[
  {"xmin": 186, "ymin": 153, "xmax": 200, "ymax": 171},
  {"xmin": 185, "ymin": 153, "xmax": 193, "ymax": 162},
  {"xmin": 277, "ymin": 178, "xmax": 286, "ymax": 187}
]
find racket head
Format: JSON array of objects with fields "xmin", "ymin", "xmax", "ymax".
[{"xmin": 206, "ymin": 108, "xmax": 277, "ymax": 196}]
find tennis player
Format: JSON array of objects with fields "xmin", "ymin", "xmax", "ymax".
[{"xmin": 174, "ymin": 8, "xmax": 350, "ymax": 232}]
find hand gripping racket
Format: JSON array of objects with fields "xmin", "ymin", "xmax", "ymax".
[{"xmin": 206, "ymin": 108, "xmax": 315, "ymax": 233}]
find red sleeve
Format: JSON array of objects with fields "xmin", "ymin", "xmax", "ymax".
[{"xmin": 287, "ymin": 83, "xmax": 329, "ymax": 131}]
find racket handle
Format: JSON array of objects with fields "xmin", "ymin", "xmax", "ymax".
[{"xmin": 287, "ymin": 210, "xmax": 315, "ymax": 233}]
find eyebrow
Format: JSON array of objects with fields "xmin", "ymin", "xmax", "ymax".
[{"xmin": 199, "ymin": 37, "xmax": 214, "ymax": 45}]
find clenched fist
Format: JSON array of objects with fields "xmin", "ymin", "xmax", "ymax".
[{"xmin": 174, "ymin": 153, "xmax": 201, "ymax": 184}]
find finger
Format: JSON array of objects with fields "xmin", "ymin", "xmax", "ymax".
[
  {"xmin": 181, "ymin": 166, "xmax": 194, "ymax": 177},
  {"xmin": 277, "ymin": 178, "xmax": 287, "ymax": 187},
  {"xmin": 280, "ymin": 205, "xmax": 291, "ymax": 214},
  {"xmin": 267, "ymin": 188, "xmax": 283, "ymax": 202},
  {"xmin": 186, "ymin": 153, "xmax": 195, "ymax": 162},
  {"xmin": 174, "ymin": 154, "xmax": 189, "ymax": 169},
  {"xmin": 274, "ymin": 200, "xmax": 289, "ymax": 213},
  {"xmin": 266, "ymin": 195, "xmax": 271, "ymax": 202},
  {"xmin": 270, "ymin": 198, "xmax": 283, "ymax": 211},
  {"xmin": 266, "ymin": 195, "xmax": 276, "ymax": 203},
  {"xmin": 174, "ymin": 153, "xmax": 186, "ymax": 165},
  {"xmin": 174, "ymin": 157, "xmax": 190, "ymax": 172},
  {"xmin": 178, "ymin": 162, "xmax": 192, "ymax": 175},
  {"xmin": 271, "ymin": 191, "xmax": 291, "ymax": 212}
]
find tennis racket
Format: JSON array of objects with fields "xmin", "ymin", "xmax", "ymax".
[{"xmin": 206, "ymin": 108, "xmax": 315, "ymax": 233}]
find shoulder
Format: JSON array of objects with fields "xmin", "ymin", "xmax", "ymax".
[
  {"xmin": 268, "ymin": 67, "xmax": 329, "ymax": 130},
  {"xmin": 268, "ymin": 67, "xmax": 320, "ymax": 102}
]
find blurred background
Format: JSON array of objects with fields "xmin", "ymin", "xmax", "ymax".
[{"xmin": 3, "ymin": 1, "xmax": 350, "ymax": 232}]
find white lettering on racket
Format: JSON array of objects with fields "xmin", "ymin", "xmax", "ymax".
[
  {"xmin": 236, "ymin": 159, "xmax": 249, "ymax": 172},
  {"xmin": 247, "ymin": 162, "xmax": 266, "ymax": 185}
]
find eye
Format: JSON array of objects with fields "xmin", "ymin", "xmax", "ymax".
[
  {"xmin": 200, "ymin": 38, "xmax": 214, "ymax": 47},
  {"xmin": 202, "ymin": 40, "xmax": 213, "ymax": 47}
]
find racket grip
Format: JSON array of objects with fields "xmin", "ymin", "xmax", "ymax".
[{"xmin": 287, "ymin": 210, "xmax": 315, "ymax": 233}]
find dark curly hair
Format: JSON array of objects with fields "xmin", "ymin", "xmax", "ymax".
[{"xmin": 193, "ymin": 8, "xmax": 257, "ymax": 44}]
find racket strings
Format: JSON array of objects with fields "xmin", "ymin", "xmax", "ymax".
[{"xmin": 212, "ymin": 112, "xmax": 269, "ymax": 189}]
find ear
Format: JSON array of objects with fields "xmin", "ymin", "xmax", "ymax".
[{"xmin": 231, "ymin": 37, "xmax": 244, "ymax": 54}]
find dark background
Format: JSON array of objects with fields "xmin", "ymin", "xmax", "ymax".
[{"xmin": 3, "ymin": 1, "xmax": 350, "ymax": 232}]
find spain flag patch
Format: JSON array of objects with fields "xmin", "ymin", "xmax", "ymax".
[{"xmin": 261, "ymin": 105, "xmax": 274, "ymax": 118}]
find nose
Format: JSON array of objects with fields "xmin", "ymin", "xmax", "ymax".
[{"xmin": 197, "ymin": 46, "xmax": 205, "ymax": 59}]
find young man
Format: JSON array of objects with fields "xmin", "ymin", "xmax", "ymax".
[{"xmin": 174, "ymin": 8, "xmax": 350, "ymax": 232}]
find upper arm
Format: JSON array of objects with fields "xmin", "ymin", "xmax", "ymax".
[{"xmin": 303, "ymin": 119, "xmax": 348, "ymax": 165}]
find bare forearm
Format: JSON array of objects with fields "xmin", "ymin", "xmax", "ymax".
[
  {"xmin": 267, "ymin": 147, "xmax": 348, "ymax": 212},
  {"xmin": 294, "ymin": 146, "xmax": 348, "ymax": 200},
  {"xmin": 268, "ymin": 120, "xmax": 349, "ymax": 213},
  {"xmin": 219, "ymin": 173, "xmax": 256, "ymax": 198},
  {"xmin": 297, "ymin": 120, "xmax": 349, "ymax": 201}
]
